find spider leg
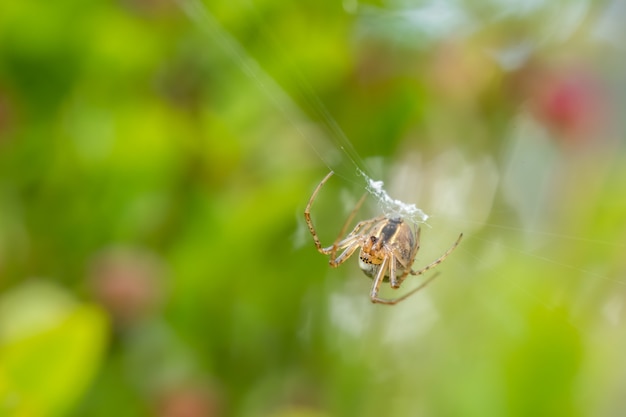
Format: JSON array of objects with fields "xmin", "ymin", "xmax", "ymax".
[
  {"xmin": 308, "ymin": 217, "xmax": 378, "ymax": 264},
  {"xmin": 329, "ymin": 240, "xmax": 362, "ymax": 267},
  {"xmin": 324, "ymin": 216, "xmax": 377, "ymax": 251},
  {"xmin": 373, "ymin": 233, "xmax": 463, "ymax": 305},
  {"xmin": 319, "ymin": 234, "xmax": 362, "ymax": 267},
  {"xmin": 388, "ymin": 252, "xmax": 397, "ymax": 286},
  {"xmin": 389, "ymin": 229, "xmax": 420, "ymax": 288},
  {"xmin": 374, "ymin": 272, "xmax": 441, "ymax": 305},
  {"xmin": 334, "ymin": 192, "xmax": 368, "ymax": 244},
  {"xmin": 390, "ymin": 254, "xmax": 411, "ymax": 289},
  {"xmin": 329, "ymin": 216, "xmax": 383, "ymax": 261},
  {"xmin": 370, "ymin": 256, "xmax": 391, "ymax": 304},
  {"xmin": 370, "ymin": 251, "xmax": 437, "ymax": 304},
  {"xmin": 410, "ymin": 233, "xmax": 463, "ymax": 276},
  {"xmin": 304, "ymin": 171, "xmax": 335, "ymax": 255},
  {"xmin": 304, "ymin": 170, "xmax": 377, "ymax": 259}
]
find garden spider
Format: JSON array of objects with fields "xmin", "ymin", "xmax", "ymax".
[{"xmin": 304, "ymin": 171, "xmax": 463, "ymax": 305}]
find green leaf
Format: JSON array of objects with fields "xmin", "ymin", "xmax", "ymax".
[{"xmin": 0, "ymin": 282, "xmax": 109, "ymax": 417}]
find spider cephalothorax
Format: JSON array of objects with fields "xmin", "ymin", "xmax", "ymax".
[
  {"xmin": 358, "ymin": 217, "xmax": 416, "ymax": 281},
  {"xmin": 304, "ymin": 171, "xmax": 462, "ymax": 305}
]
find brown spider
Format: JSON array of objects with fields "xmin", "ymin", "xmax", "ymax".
[{"xmin": 304, "ymin": 171, "xmax": 463, "ymax": 305}]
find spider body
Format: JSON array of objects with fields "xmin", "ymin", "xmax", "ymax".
[
  {"xmin": 304, "ymin": 171, "xmax": 462, "ymax": 305},
  {"xmin": 357, "ymin": 217, "xmax": 416, "ymax": 283}
]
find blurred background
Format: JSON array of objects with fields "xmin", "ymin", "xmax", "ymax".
[{"xmin": 1, "ymin": 0, "xmax": 626, "ymax": 416}]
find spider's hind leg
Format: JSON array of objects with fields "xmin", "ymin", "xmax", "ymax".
[
  {"xmin": 372, "ymin": 273, "xmax": 441, "ymax": 305},
  {"xmin": 410, "ymin": 233, "xmax": 463, "ymax": 277},
  {"xmin": 371, "ymin": 251, "xmax": 440, "ymax": 305}
]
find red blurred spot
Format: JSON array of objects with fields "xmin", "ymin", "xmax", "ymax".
[
  {"xmin": 527, "ymin": 66, "xmax": 611, "ymax": 146},
  {"xmin": 157, "ymin": 384, "xmax": 221, "ymax": 417},
  {"xmin": 89, "ymin": 247, "xmax": 164, "ymax": 326}
]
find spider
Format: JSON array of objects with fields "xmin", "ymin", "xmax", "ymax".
[{"xmin": 304, "ymin": 171, "xmax": 463, "ymax": 305}]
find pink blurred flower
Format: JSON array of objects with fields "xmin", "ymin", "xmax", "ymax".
[
  {"xmin": 89, "ymin": 247, "xmax": 165, "ymax": 326},
  {"xmin": 526, "ymin": 65, "xmax": 611, "ymax": 146}
]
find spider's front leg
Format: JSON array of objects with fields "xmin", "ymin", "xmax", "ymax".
[
  {"xmin": 327, "ymin": 217, "xmax": 382, "ymax": 264},
  {"xmin": 326, "ymin": 237, "xmax": 360, "ymax": 268},
  {"xmin": 304, "ymin": 170, "xmax": 370, "ymax": 258},
  {"xmin": 304, "ymin": 171, "xmax": 335, "ymax": 255}
]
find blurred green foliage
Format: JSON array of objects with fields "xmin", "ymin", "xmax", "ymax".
[{"xmin": 1, "ymin": 0, "xmax": 626, "ymax": 416}]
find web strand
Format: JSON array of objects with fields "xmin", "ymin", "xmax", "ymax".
[
  {"xmin": 176, "ymin": 0, "xmax": 369, "ymax": 185},
  {"xmin": 176, "ymin": 0, "xmax": 430, "ymax": 224}
]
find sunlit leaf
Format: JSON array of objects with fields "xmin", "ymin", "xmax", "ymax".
[{"xmin": 0, "ymin": 282, "xmax": 109, "ymax": 417}]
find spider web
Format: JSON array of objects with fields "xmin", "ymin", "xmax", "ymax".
[
  {"xmin": 175, "ymin": 0, "xmax": 626, "ymax": 307},
  {"xmin": 174, "ymin": 6, "xmax": 626, "ymax": 415},
  {"xmin": 359, "ymin": 169, "xmax": 430, "ymax": 224},
  {"xmin": 176, "ymin": 0, "xmax": 430, "ymax": 226}
]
